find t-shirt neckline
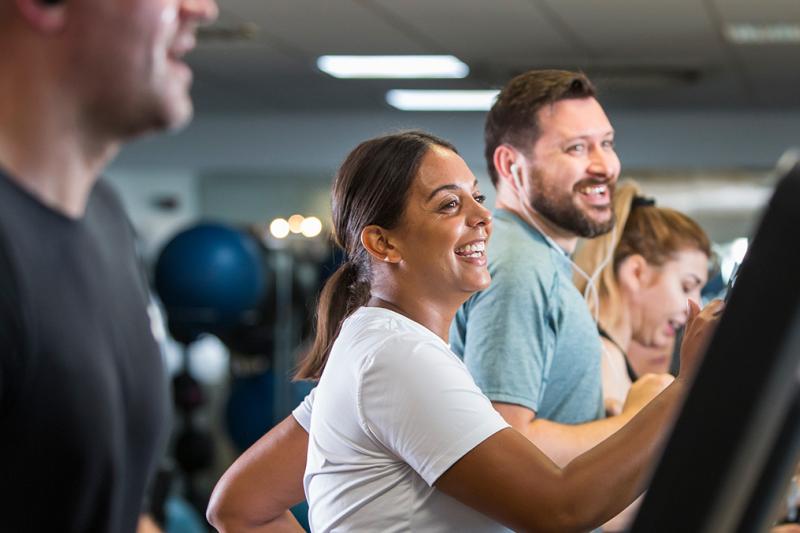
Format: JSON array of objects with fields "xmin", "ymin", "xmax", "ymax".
[{"xmin": 351, "ymin": 306, "xmax": 451, "ymax": 351}]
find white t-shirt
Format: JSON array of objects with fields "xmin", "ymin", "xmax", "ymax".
[{"xmin": 292, "ymin": 306, "xmax": 511, "ymax": 533}]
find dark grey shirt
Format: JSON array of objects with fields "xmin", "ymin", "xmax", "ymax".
[{"xmin": 0, "ymin": 172, "xmax": 168, "ymax": 532}]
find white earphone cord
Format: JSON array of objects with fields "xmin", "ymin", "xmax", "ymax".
[{"xmin": 511, "ymin": 164, "xmax": 615, "ymax": 324}]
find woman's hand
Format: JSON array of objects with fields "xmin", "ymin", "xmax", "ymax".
[
  {"xmin": 678, "ymin": 299, "xmax": 725, "ymax": 381},
  {"xmin": 621, "ymin": 373, "xmax": 674, "ymax": 417}
]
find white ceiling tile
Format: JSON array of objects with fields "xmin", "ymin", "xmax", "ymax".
[
  {"xmin": 181, "ymin": 1, "xmax": 799, "ymax": 113},
  {"xmin": 370, "ymin": 0, "xmax": 579, "ymax": 61},
  {"xmin": 545, "ymin": 0, "xmax": 727, "ymax": 61},
  {"xmin": 217, "ymin": 0, "xmax": 428, "ymax": 55},
  {"xmin": 713, "ymin": 0, "xmax": 800, "ymax": 24},
  {"xmin": 733, "ymin": 45, "xmax": 800, "ymax": 106}
]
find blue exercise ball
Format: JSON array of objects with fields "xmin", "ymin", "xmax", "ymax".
[
  {"xmin": 291, "ymin": 500, "xmax": 310, "ymax": 531},
  {"xmin": 165, "ymin": 496, "xmax": 206, "ymax": 533},
  {"xmin": 225, "ymin": 369, "xmax": 275, "ymax": 452},
  {"xmin": 155, "ymin": 223, "xmax": 267, "ymax": 343}
]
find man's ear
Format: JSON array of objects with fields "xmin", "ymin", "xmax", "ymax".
[
  {"xmin": 360, "ymin": 225, "xmax": 401, "ymax": 264},
  {"xmin": 493, "ymin": 144, "xmax": 519, "ymax": 188},
  {"xmin": 14, "ymin": 0, "xmax": 67, "ymax": 33},
  {"xmin": 617, "ymin": 254, "xmax": 651, "ymax": 294}
]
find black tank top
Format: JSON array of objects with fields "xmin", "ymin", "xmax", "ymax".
[{"xmin": 597, "ymin": 326, "xmax": 638, "ymax": 382}]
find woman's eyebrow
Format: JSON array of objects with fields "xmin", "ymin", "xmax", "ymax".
[{"xmin": 426, "ymin": 179, "xmax": 479, "ymax": 201}]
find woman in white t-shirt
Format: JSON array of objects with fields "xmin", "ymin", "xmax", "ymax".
[{"xmin": 207, "ymin": 131, "xmax": 721, "ymax": 532}]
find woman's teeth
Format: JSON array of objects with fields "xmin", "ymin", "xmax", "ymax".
[{"xmin": 455, "ymin": 241, "xmax": 485, "ymax": 257}]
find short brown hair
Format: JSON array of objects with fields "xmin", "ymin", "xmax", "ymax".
[{"xmin": 484, "ymin": 70, "xmax": 596, "ymax": 185}]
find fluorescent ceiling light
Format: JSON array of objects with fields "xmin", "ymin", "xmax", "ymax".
[
  {"xmin": 386, "ymin": 90, "xmax": 499, "ymax": 111},
  {"xmin": 726, "ymin": 23, "xmax": 800, "ymax": 44},
  {"xmin": 317, "ymin": 55, "xmax": 469, "ymax": 79}
]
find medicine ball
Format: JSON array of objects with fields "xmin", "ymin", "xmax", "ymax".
[{"xmin": 154, "ymin": 223, "xmax": 268, "ymax": 344}]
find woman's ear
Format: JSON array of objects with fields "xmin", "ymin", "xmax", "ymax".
[
  {"xmin": 617, "ymin": 254, "xmax": 651, "ymax": 294},
  {"xmin": 360, "ymin": 225, "xmax": 401, "ymax": 264}
]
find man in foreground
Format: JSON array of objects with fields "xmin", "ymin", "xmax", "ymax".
[{"xmin": 0, "ymin": 0, "xmax": 217, "ymax": 530}]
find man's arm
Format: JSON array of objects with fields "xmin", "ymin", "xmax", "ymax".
[
  {"xmin": 207, "ymin": 415, "xmax": 308, "ymax": 533},
  {"xmin": 495, "ymin": 372, "xmax": 674, "ymax": 467}
]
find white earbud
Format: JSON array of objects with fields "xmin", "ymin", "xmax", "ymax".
[{"xmin": 510, "ymin": 163, "xmax": 522, "ymax": 191}]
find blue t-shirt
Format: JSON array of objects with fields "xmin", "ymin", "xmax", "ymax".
[{"xmin": 450, "ymin": 209, "xmax": 603, "ymax": 423}]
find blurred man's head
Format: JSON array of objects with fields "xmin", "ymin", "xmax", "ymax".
[{"xmin": 2, "ymin": 0, "xmax": 218, "ymax": 139}]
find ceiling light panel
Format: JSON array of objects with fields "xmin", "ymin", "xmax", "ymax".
[
  {"xmin": 726, "ymin": 23, "xmax": 800, "ymax": 44},
  {"xmin": 386, "ymin": 90, "xmax": 499, "ymax": 111},
  {"xmin": 318, "ymin": 55, "xmax": 469, "ymax": 79}
]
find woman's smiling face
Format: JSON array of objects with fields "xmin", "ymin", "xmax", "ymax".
[{"xmin": 388, "ymin": 145, "xmax": 493, "ymax": 300}]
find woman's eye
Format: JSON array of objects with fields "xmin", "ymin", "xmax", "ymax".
[
  {"xmin": 602, "ymin": 139, "xmax": 615, "ymax": 149},
  {"xmin": 474, "ymin": 194, "xmax": 486, "ymax": 204},
  {"xmin": 441, "ymin": 199, "xmax": 458, "ymax": 210}
]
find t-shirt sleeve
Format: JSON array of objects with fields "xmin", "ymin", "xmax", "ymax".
[
  {"xmin": 459, "ymin": 256, "xmax": 557, "ymax": 413},
  {"xmin": 358, "ymin": 336, "xmax": 509, "ymax": 486},
  {"xmin": 291, "ymin": 387, "xmax": 315, "ymax": 432}
]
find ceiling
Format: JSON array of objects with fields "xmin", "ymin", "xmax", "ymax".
[{"xmin": 188, "ymin": 0, "xmax": 800, "ymax": 114}]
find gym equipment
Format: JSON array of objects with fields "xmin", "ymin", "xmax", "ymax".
[
  {"xmin": 165, "ymin": 495, "xmax": 206, "ymax": 533},
  {"xmin": 291, "ymin": 501, "xmax": 310, "ymax": 531},
  {"xmin": 632, "ymin": 159, "xmax": 800, "ymax": 532},
  {"xmin": 154, "ymin": 222, "xmax": 267, "ymax": 344},
  {"xmin": 174, "ymin": 425, "xmax": 215, "ymax": 473},
  {"xmin": 224, "ymin": 368, "xmax": 316, "ymax": 453},
  {"xmin": 225, "ymin": 369, "xmax": 276, "ymax": 452},
  {"xmin": 172, "ymin": 371, "xmax": 205, "ymax": 413}
]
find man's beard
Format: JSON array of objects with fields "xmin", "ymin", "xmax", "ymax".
[{"xmin": 529, "ymin": 172, "xmax": 616, "ymax": 238}]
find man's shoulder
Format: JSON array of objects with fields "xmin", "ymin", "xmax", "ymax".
[
  {"xmin": 88, "ymin": 178, "xmax": 134, "ymax": 231},
  {"xmin": 92, "ymin": 178, "xmax": 126, "ymax": 212},
  {"xmin": 488, "ymin": 225, "xmax": 558, "ymax": 286}
]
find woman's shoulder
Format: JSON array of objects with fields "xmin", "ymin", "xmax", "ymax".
[
  {"xmin": 334, "ymin": 307, "xmax": 451, "ymax": 369},
  {"xmin": 345, "ymin": 307, "xmax": 444, "ymax": 342}
]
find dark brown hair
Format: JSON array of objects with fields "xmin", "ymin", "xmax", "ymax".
[
  {"xmin": 484, "ymin": 69, "xmax": 596, "ymax": 185},
  {"xmin": 295, "ymin": 131, "xmax": 457, "ymax": 380}
]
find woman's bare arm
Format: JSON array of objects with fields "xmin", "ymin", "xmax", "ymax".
[{"xmin": 207, "ymin": 415, "xmax": 308, "ymax": 532}]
